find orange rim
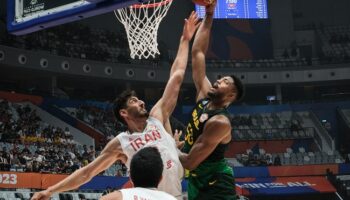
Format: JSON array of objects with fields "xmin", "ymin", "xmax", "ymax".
[{"xmin": 131, "ymin": 0, "xmax": 172, "ymax": 9}]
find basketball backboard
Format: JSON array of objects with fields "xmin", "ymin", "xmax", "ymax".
[{"xmin": 7, "ymin": 0, "xmax": 148, "ymax": 35}]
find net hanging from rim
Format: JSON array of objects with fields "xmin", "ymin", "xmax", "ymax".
[{"xmin": 114, "ymin": 0, "xmax": 173, "ymax": 59}]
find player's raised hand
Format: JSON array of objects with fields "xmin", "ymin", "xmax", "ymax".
[
  {"xmin": 205, "ymin": 0, "xmax": 217, "ymax": 14},
  {"xmin": 182, "ymin": 11, "xmax": 201, "ymax": 41},
  {"xmin": 174, "ymin": 129, "xmax": 185, "ymax": 149}
]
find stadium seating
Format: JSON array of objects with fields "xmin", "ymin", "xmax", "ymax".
[
  {"xmin": 3, "ymin": 22, "xmax": 349, "ymax": 68},
  {"xmin": 228, "ymin": 110, "xmax": 346, "ymax": 166},
  {"xmin": 203, "ymin": 57, "xmax": 308, "ymax": 68},
  {"xmin": 341, "ymin": 109, "xmax": 350, "ymax": 123},
  {"xmin": 60, "ymin": 105, "xmax": 119, "ymax": 137},
  {"xmin": 316, "ymin": 25, "xmax": 350, "ymax": 63},
  {"xmin": 231, "ymin": 111, "xmax": 313, "ymax": 141},
  {"xmin": 234, "ymin": 148, "xmax": 344, "ymax": 167},
  {"xmin": 0, "ymin": 98, "xmax": 127, "ymax": 176},
  {"xmin": 0, "ymin": 190, "xmax": 103, "ymax": 200}
]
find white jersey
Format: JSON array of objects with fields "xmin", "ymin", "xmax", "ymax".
[
  {"xmin": 120, "ymin": 187, "xmax": 177, "ymax": 200},
  {"xmin": 117, "ymin": 117, "xmax": 183, "ymax": 198}
]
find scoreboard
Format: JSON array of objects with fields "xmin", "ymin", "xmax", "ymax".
[
  {"xmin": 14, "ymin": 0, "xmax": 88, "ymax": 23},
  {"xmin": 7, "ymin": 0, "xmax": 140, "ymax": 35},
  {"xmin": 195, "ymin": 0, "xmax": 268, "ymax": 19}
]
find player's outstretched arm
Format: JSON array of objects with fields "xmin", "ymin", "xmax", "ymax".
[
  {"xmin": 31, "ymin": 138, "xmax": 124, "ymax": 200},
  {"xmin": 150, "ymin": 11, "xmax": 200, "ymax": 124},
  {"xmin": 179, "ymin": 115, "xmax": 231, "ymax": 170},
  {"xmin": 191, "ymin": 1, "xmax": 216, "ymax": 102}
]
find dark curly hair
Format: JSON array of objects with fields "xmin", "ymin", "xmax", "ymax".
[{"xmin": 113, "ymin": 90, "xmax": 137, "ymax": 125}]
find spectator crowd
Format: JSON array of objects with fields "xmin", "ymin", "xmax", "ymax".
[{"xmin": 0, "ymin": 99, "xmax": 127, "ymax": 176}]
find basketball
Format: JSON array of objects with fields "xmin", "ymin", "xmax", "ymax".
[{"xmin": 192, "ymin": 0, "xmax": 214, "ymax": 6}]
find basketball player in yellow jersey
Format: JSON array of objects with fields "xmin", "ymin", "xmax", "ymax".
[
  {"xmin": 31, "ymin": 12, "xmax": 200, "ymax": 200},
  {"xmin": 179, "ymin": 1, "xmax": 245, "ymax": 200}
]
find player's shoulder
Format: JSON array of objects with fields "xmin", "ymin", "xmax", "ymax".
[
  {"xmin": 209, "ymin": 114, "xmax": 230, "ymax": 122},
  {"xmin": 106, "ymin": 135, "xmax": 123, "ymax": 150},
  {"xmin": 115, "ymin": 131, "xmax": 129, "ymax": 141},
  {"xmin": 207, "ymin": 114, "xmax": 231, "ymax": 127},
  {"xmin": 147, "ymin": 116, "xmax": 165, "ymax": 128}
]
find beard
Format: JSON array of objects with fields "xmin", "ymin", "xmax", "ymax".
[
  {"xmin": 127, "ymin": 107, "xmax": 149, "ymax": 119},
  {"xmin": 139, "ymin": 110, "xmax": 149, "ymax": 118},
  {"xmin": 207, "ymin": 91, "xmax": 216, "ymax": 99},
  {"xmin": 207, "ymin": 90, "xmax": 224, "ymax": 100}
]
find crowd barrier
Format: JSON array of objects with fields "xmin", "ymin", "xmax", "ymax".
[{"xmin": 1, "ymin": 164, "xmax": 348, "ymax": 192}]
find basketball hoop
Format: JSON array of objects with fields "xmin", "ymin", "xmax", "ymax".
[{"xmin": 114, "ymin": 0, "xmax": 173, "ymax": 59}]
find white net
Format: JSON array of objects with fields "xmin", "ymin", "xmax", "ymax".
[{"xmin": 114, "ymin": 0, "xmax": 173, "ymax": 59}]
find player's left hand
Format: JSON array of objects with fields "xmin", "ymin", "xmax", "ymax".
[
  {"xmin": 182, "ymin": 11, "xmax": 201, "ymax": 41},
  {"xmin": 174, "ymin": 129, "xmax": 185, "ymax": 149}
]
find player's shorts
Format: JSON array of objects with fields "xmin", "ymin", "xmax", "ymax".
[{"xmin": 188, "ymin": 172, "xmax": 236, "ymax": 200}]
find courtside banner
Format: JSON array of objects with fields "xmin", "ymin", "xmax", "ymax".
[
  {"xmin": 42, "ymin": 174, "xmax": 129, "ymax": 190},
  {"xmin": 0, "ymin": 172, "xmax": 129, "ymax": 189},
  {"xmin": 0, "ymin": 172, "xmax": 41, "ymax": 189},
  {"xmin": 0, "ymin": 91, "xmax": 43, "ymax": 105},
  {"xmin": 234, "ymin": 164, "xmax": 339, "ymax": 178},
  {"xmin": 42, "ymin": 174, "xmax": 68, "ymax": 189},
  {"xmin": 235, "ymin": 176, "xmax": 336, "ymax": 196},
  {"xmin": 79, "ymin": 176, "xmax": 128, "ymax": 190}
]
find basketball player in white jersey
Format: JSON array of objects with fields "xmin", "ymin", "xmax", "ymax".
[
  {"xmin": 101, "ymin": 147, "xmax": 177, "ymax": 200},
  {"xmin": 31, "ymin": 11, "xmax": 200, "ymax": 200}
]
